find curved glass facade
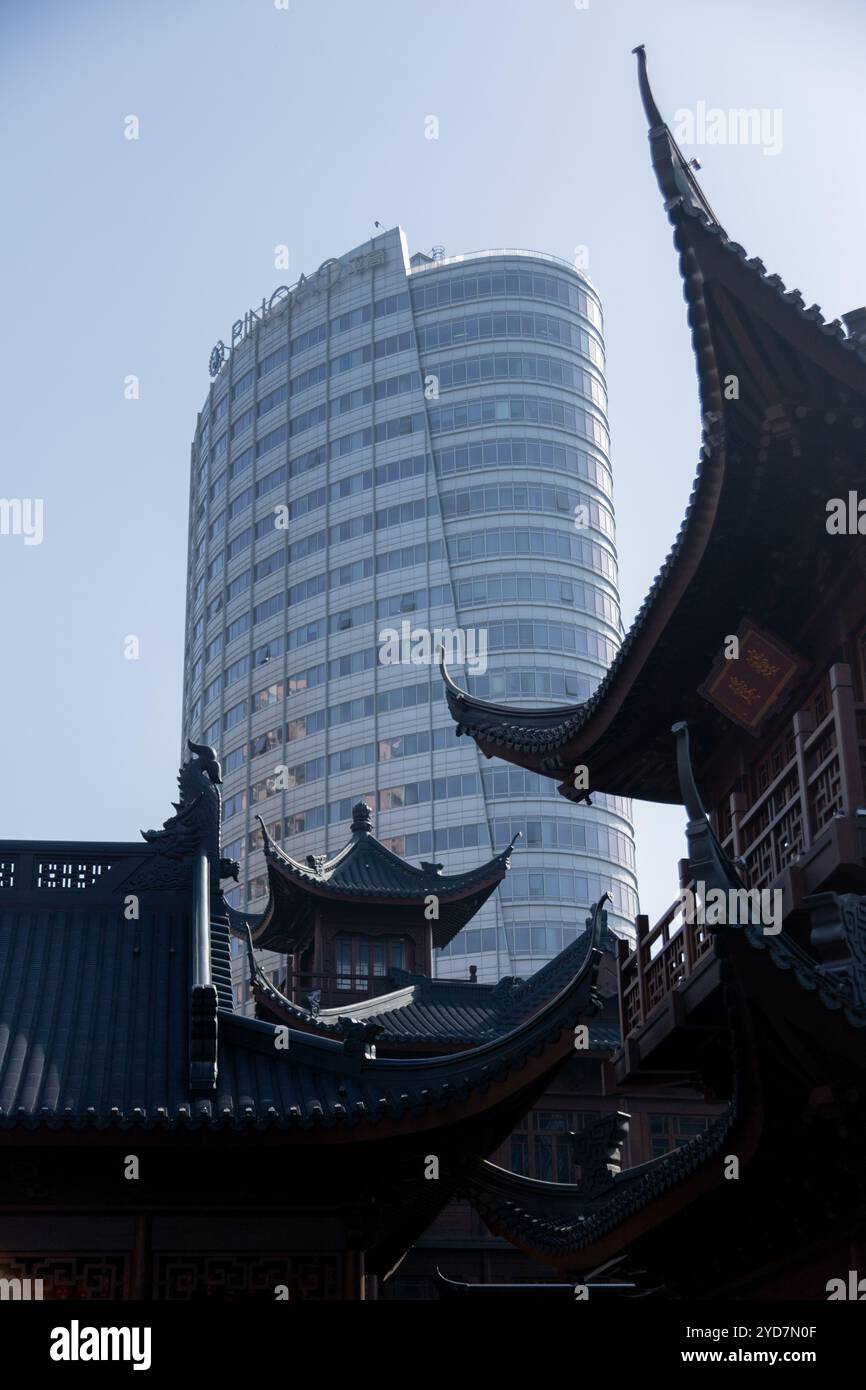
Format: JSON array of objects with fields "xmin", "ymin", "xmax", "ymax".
[{"xmin": 182, "ymin": 227, "xmax": 636, "ymax": 1004}]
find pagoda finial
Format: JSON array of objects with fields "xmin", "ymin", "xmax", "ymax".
[
  {"xmin": 632, "ymin": 44, "xmax": 664, "ymax": 129},
  {"xmin": 351, "ymin": 801, "xmax": 373, "ymax": 835},
  {"xmin": 256, "ymin": 813, "xmax": 276, "ymax": 856}
]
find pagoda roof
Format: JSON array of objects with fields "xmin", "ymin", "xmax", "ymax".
[
  {"xmin": 0, "ymin": 833, "xmax": 603, "ymax": 1137},
  {"xmin": 0, "ymin": 743, "xmax": 610, "ymax": 1279},
  {"xmin": 455, "ymin": 727, "xmax": 866, "ymax": 1283},
  {"xmin": 462, "ymin": 877, "xmax": 866, "ymax": 1277},
  {"xmin": 249, "ymin": 908, "xmax": 622, "ymax": 1052},
  {"xmin": 442, "ymin": 47, "xmax": 866, "ymax": 805},
  {"xmin": 459, "ymin": 1105, "xmax": 734, "ymax": 1260},
  {"xmin": 250, "ymin": 800, "xmax": 518, "ymax": 953}
]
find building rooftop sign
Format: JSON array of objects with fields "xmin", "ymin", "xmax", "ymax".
[{"xmin": 208, "ymin": 246, "xmax": 387, "ymax": 378}]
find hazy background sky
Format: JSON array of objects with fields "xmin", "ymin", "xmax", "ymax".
[{"xmin": 1, "ymin": 0, "xmax": 864, "ymax": 923}]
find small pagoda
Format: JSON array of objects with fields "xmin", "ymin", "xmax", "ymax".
[{"xmin": 246, "ymin": 800, "xmax": 517, "ymax": 1009}]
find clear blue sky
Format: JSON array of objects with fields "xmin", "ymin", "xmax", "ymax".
[{"xmin": 1, "ymin": 0, "xmax": 864, "ymax": 923}]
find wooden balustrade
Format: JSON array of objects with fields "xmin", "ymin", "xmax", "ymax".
[
  {"xmin": 617, "ymin": 861, "xmax": 714, "ymax": 1041},
  {"xmin": 720, "ymin": 664, "xmax": 864, "ymax": 892},
  {"xmin": 283, "ymin": 970, "xmax": 400, "ymax": 1008},
  {"xmin": 617, "ymin": 663, "xmax": 865, "ymax": 1044}
]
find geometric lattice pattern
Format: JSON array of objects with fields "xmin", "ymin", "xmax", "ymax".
[
  {"xmin": 153, "ymin": 1253, "xmax": 340, "ymax": 1300},
  {"xmin": 0, "ymin": 1254, "xmax": 127, "ymax": 1299},
  {"xmin": 36, "ymin": 861, "xmax": 112, "ymax": 889},
  {"xmin": 0, "ymin": 1252, "xmax": 343, "ymax": 1300}
]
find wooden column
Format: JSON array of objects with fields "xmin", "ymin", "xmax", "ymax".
[
  {"xmin": 635, "ymin": 914, "xmax": 650, "ymax": 1026},
  {"xmin": 129, "ymin": 1214, "xmax": 151, "ymax": 1300},
  {"xmin": 793, "ymin": 708, "xmax": 815, "ymax": 850},
  {"xmin": 673, "ymin": 860, "xmax": 695, "ymax": 977},
  {"xmin": 615, "ymin": 935, "xmax": 630, "ymax": 1042},
  {"xmin": 831, "ymin": 663, "xmax": 863, "ymax": 812},
  {"xmin": 729, "ymin": 791, "xmax": 748, "ymax": 860},
  {"xmin": 341, "ymin": 1248, "xmax": 365, "ymax": 1300}
]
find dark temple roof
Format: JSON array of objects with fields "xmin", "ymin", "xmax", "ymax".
[
  {"xmin": 0, "ymin": 788, "xmax": 604, "ymax": 1134},
  {"xmin": 459, "ymin": 1104, "xmax": 734, "ymax": 1261},
  {"xmin": 249, "ymin": 907, "xmax": 621, "ymax": 1051},
  {"xmin": 0, "ymin": 887, "xmax": 603, "ymax": 1136},
  {"xmin": 0, "ymin": 745, "xmax": 610, "ymax": 1278},
  {"xmin": 441, "ymin": 47, "xmax": 866, "ymax": 805},
  {"xmin": 250, "ymin": 800, "xmax": 517, "ymax": 953},
  {"xmin": 457, "ymin": 727, "xmax": 866, "ymax": 1279}
]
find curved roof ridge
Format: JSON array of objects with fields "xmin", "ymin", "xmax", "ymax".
[
  {"xmin": 462, "ymin": 1100, "xmax": 736, "ymax": 1255},
  {"xmin": 440, "ymin": 48, "xmax": 866, "ymax": 798},
  {"xmin": 250, "ymin": 901, "xmax": 609, "ymax": 1052}
]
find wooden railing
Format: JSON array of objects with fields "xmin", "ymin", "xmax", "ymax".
[
  {"xmin": 617, "ymin": 663, "xmax": 866, "ymax": 1044},
  {"xmin": 281, "ymin": 970, "xmax": 401, "ymax": 1009},
  {"xmin": 617, "ymin": 861, "xmax": 715, "ymax": 1040},
  {"xmin": 719, "ymin": 663, "xmax": 865, "ymax": 892}
]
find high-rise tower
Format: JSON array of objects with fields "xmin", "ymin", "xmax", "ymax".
[{"xmin": 182, "ymin": 228, "xmax": 636, "ymax": 1008}]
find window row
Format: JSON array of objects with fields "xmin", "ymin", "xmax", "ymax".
[
  {"xmin": 434, "ymin": 436, "xmax": 611, "ymax": 496},
  {"xmin": 439, "ymin": 925, "xmax": 588, "ymax": 964},
  {"xmin": 427, "ymin": 393, "xmax": 609, "ymax": 454},
  {"xmin": 380, "ymin": 811, "xmax": 633, "ymax": 869},
  {"xmin": 196, "ymin": 676, "xmax": 437, "ymax": 769},
  {"xmin": 241, "ymin": 726, "xmax": 459, "ymax": 808},
  {"xmin": 440, "ymin": 480, "xmax": 614, "ymax": 540},
  {"xmin": 446, "ymin": 523, "xmax": 618, "ymax": 584},
  {"xmin": 283, "ymin": 330, "xmax": 415, "ymax": 399},
  {"xmin": 416, "ymin": 308, "xmax": 603, "ymax": 367},
  {"xmin": 253, "ymin": 449, "xmax": 428, "ymax": 518},
  {"xmin": 205, "ymin": 582, "xmax": 450, "ymax": 666},
  {"xmin": 288, "ymin": 371, "xmax": 421, "ymax": 439},
  {"xmin": 203, "ymin": 430, "xmax": 425, "ymax": 510},
  {"xmin": 202, "ymin": 451, "xmax": 428, "ymax": 545},
  {"xmin": 410, "ymin": 268, "xmax": 602, "ymax": 327},
  {"xmin": 228, "ymin": 768, "xmax": 478, "ymax": 841},
  {"xmin": 454, "ymin": 572, "xmax": 620, "ymax": 627},
  {"xmin": 249, "ymin": 414, "xmax": 387, "ymax": 474},
  {"xmin": 236, "ymin": 617, "xmax": 619, "ymax": 702},
  {"xmin": 249, "ymin": 290, "xmax": 410, "ymax": 385},
  {"xmin": 205, "ymin": 428, "xmax": 608, "ymax": 536},
  {"xmin": 486, "ymin": 620, "xmax": 618, "ymax": 665},
  {"xmin": 490, "ymin": 814, "xmax": 634, "ymax": 869},
  {"xmin": 430, "ymin": 352, "xmax": 606, "ymax": 411},
  {"xmin": 468, "ymin": 665, "xmax": 594, "ymax": 704},
  {"xmin": 191, "ymin": 533, "xmax": 445, "ymax": 657},
  {"xmin": 501, "ymin": 868, "xmax": 637, "ymax": 917},
  {"xmin": 196, "ymin": 494, "xmax": 438, "ymax": 591}
]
